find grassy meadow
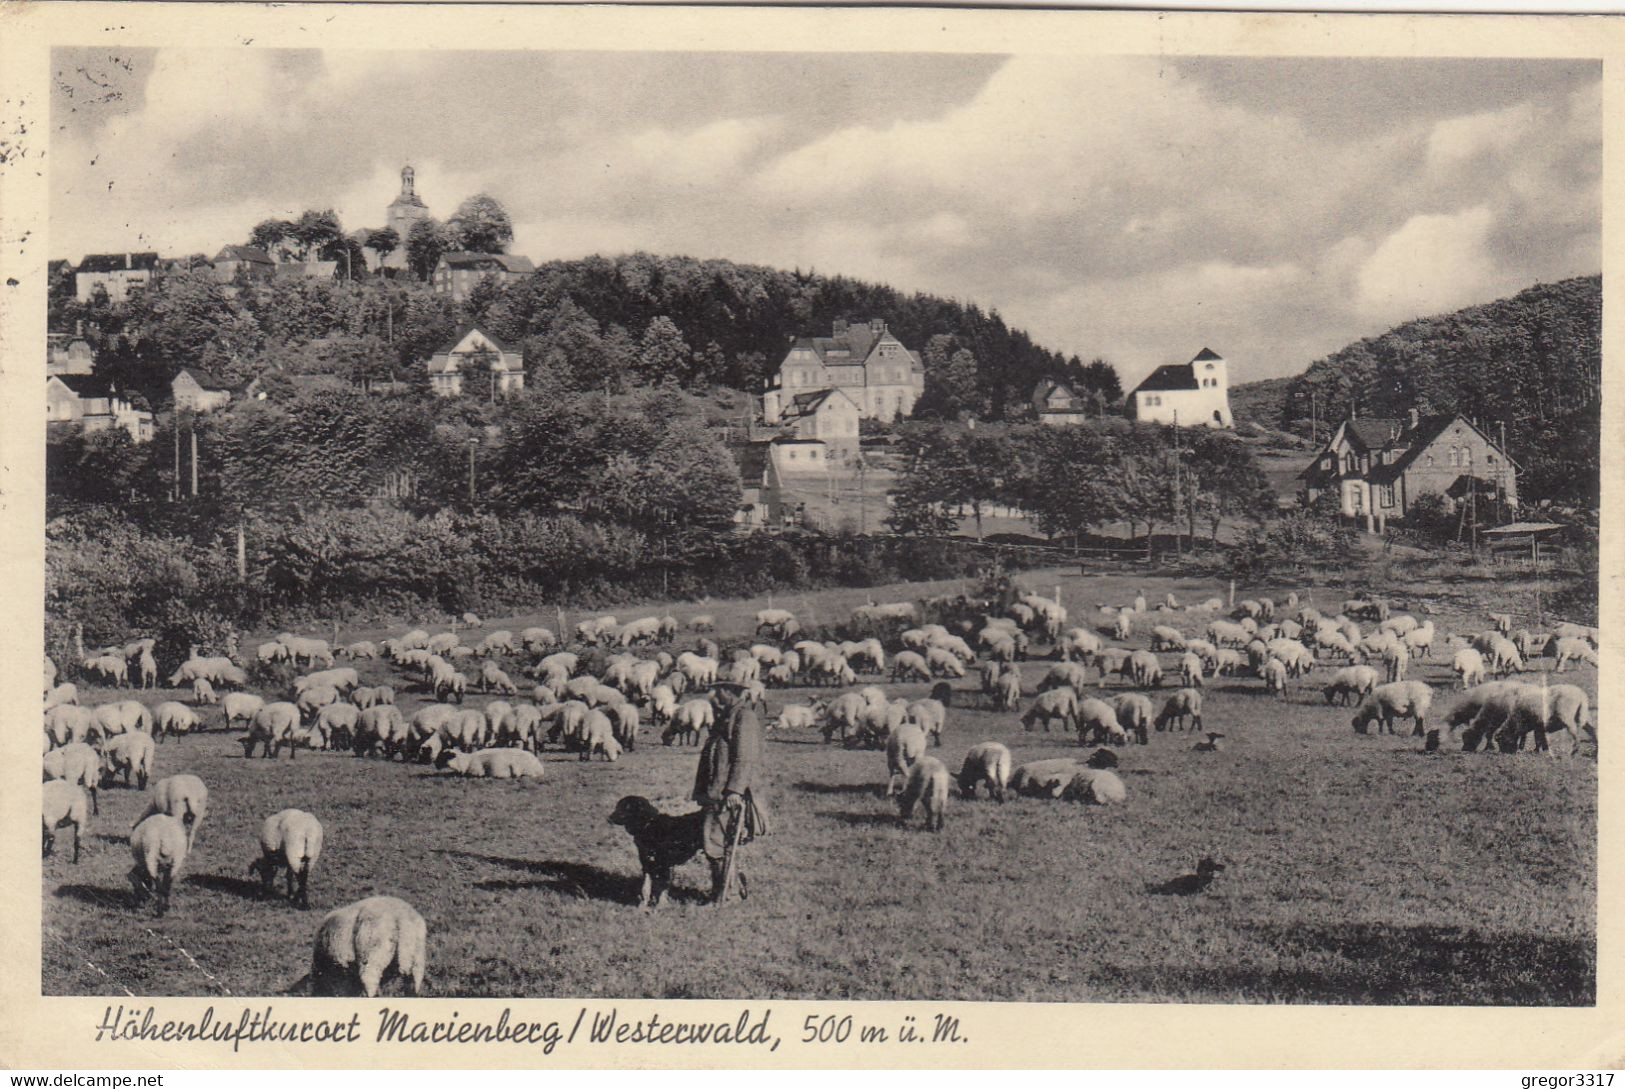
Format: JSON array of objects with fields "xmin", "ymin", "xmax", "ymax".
[{"xmin": 42, "ymin": 567, "xmax": 1596, "ymax": 1004}]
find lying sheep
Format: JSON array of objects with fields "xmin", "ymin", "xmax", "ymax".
[
  {"xmin": 43, "ymin": 742, "xmax": 100, "ymax": 815},
  {"xmin": 438, "ymin": 748, "xmax": 546, "ymax": 779},
  {"xmin": 896, "ymin": 756, "xmax": 949, "ymax": 831},
  {"xmin": 43, "ymin": 780, "xmax": 91, "ymax": 862},
  {"xmin": 1010, "ymin": 759, "xmax": 1085, "ymax": 798},
  {"xmin": 101, "ymin": 731, "xmax": 155, "ymax": 790},
  {"xmin": 885, "ymin": 724, "xmax": 929, "ymax": 795},
  {"xmin": 134, "ymin": 774, "xmax": 209, "ymax": 850},
  {"xmin": 772, "ymin": 704, "xmax": 821, "ymax": 732},
  {"xmin": 957, "ymin": 741, "xmax": 1012, "ymax": 801},
  {"xmin": 310, "ymin": 896, "xmax": 427, "ymax": 997},
  {"xmin": 1323, "ymin": 665, "xmax": 1380, "ymax": 706},
  {"xmin": 1352, "ymin": 680, "xmax": 1434, "ymax": 738},
  {"xmin": 249, "ymin": 809, "xmax": 324, "ymax": 909},
  {"xmin": 129, "ymin": 813, "xmax": 190, "ymax": 916},
  {"xmin": 1155, "ymin": 688, "xmax": 1203, "ymax": 734},
  {"xmin": 1060, "ymin": 769, "xmax": 1127, "ymax": 806}
]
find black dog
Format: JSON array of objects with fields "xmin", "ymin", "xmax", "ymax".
[
  {"xmin": 608, "ymin": 796, "xmax": 709, "ymax": 908},
  {"xmin": 1148, "ymin": 857, "xmax": 1226, "ymax": 896}
]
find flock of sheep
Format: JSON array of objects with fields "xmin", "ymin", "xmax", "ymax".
[{"xmin": 42, "ymin": 587, "xmax": 1599, "ymax": 996}]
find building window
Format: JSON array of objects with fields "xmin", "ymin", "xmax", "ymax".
[
  {"xmin": 1380, "ymin": 484, "xmax": 1394, "ymax": 508},
  {"xmin": 1448, "ymin": 447, "xmax": 1459, "ymax": 467}
]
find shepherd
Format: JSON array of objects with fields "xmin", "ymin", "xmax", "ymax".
[{"xmin": 693, "ymin": 683, "xmax": 770, "ymax": 904}]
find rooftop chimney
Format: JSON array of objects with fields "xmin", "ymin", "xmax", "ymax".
[
  {"xmin": 870, "ymin": 319, "xmax": 886, "ymax": 334},
  {"xmin": 75, "ymin": 320, "xmax": 83, "ymax": 338},
  {"xmin": 124, "ymin": 253, "xmax": 132, "ymax": 269},
  {"xmin": 1407, "ymin": 408, "xmax": 1419, "ymax": 431}
]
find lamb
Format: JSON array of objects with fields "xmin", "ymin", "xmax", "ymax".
[
  {"xmin": 1022, "ymin": 688, "xmax": 1079, "ymax": 733},
  {"xmin": 1060, "ymin": 769, "xmax": 1127, "ymax": 806},
  {"xmin": 772, "ymin": 704, "xmax": 821, "ymax": 732},
  {"xmin": 134, "ymin": 774, "xmax": 209, "ymax": 849},
  {"xmin": 310, "ymin": 896, "xmax": 427, "ymax": 997},
  {"xmin": 101, "ymin": 731, "xmax": 155, "ymax": 790},
  {"xmin": 1155, "ymin": 688, "xmax": 1204, "ymax": 734},
  {"xmin": 885, "ymin": 723, "xmax": 929, "ymax": 794},
  {"xmin": 1009, "ymin": 758, "xmax": 1086, "ymax": 798},
  {"xmin": 43, "ymin": 742, "xmax": 101, "ymax": 814},
  {"xmin": 439, "ymin": 748, "xmax": 547, "ymax": 778},
  {"xmin": 1111, "ymin": 692, "xmax": 1154, "ymax": 744},
  {"xmin": 223, "ymin": 691, "xmax": 266, "ymax": 730},
  {"xmin": 957, "ymin": 741, "xmax": 1012, "ymax": 801},
  {"xmin": 128, "ymin": 814, "xmax": 190, "ymax": 916},
  {"xmin": 1113, "ymin": 611, "xmax": 1134, "ymax": 641},
  {"xmin": 1352, "ymin": 680, "xmax": 1434, "ymax": 738},
  {"xmin": 1553, "ymin": 637, "xmax": 1597, "ymax": 673},
  {"xmin": 1076, "ymin": 697, "xmax": 1129, "ymax": 746},
  {"xmin": 896, "ymin": 755, "xmax": 949, "ymax": 831},
  {"xmin": 1179, "ymin": 653, "xmax": 1205, "ymax": 688},
  {"xmin": 1452, "ymin": 648, "xmax": 1487, "ymax": 689},
  {"xmin": 1322, "ymin": 665, "xmax": 1380, "ymax": 706},
  {"xmin": 153, "ymin": 701, "xmax": 199, "ymax": 742},
  {"xmin": 42, "ymin": 780, "xmax": 91, "ymax": 863}
]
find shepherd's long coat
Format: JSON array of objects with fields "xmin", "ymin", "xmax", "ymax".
[{"xmin": 692, "ymin": 705, "xmax": 771, "ymax": 855}]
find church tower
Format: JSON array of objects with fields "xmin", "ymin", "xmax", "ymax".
[{"xmin": 382, "ymin": 164, "xmax": 430, "ymax": 271}]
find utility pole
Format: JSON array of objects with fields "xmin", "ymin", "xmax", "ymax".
[
  {"xmin": 189, "ymin": 425, "xmax": 199, "ymax": 498},
  {"xmin": 172, "ymin": 419, "xmax": 180, "ymax": 501},
  {"xmin": 237, "ymin": 511, "xmax": 247, "ymax": 580},
  {"xmin": 1310, "ymin": 390, "xmax": 1318, "ymax": 445},
  {"xmin": 467, "ymin": 438, "xmax": 478, "ymax": 504},
  {"xmin": 1171, "ymin": 411, "xmax": 1182, "ymax": 559}
]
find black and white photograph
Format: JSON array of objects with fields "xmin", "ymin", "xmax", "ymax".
[{"xmin": 6, "ymin": 1, "xmax": 1611, "ymax": 1065}]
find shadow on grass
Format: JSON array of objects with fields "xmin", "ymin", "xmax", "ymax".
[
  {"xmin": 438, "ymin": 850, "xmax": 649, "ymax": 905},
  {"xmin": 187, "ymin": 872, "xmax": 266, "ymax": 901},
  {"xmin": 93, "ymin": 833, "xmax": 130, "ymax": 845},
  {"xmin": 794, "ymin": 780, "xmax": 882, "ymax": 797},
  {"xmin": 55, "ymin": 883, "xmax": 139, "ymax": 911}
]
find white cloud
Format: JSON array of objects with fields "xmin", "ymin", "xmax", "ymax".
[{"xmin": 1354, "ymin": 206, "xmax": 1500, "ymax": 323}]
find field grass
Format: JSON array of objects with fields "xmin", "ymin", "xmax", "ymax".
[{"xmin": 43, "ymin": 567, "xmax": 1596, "ymax": 1004}]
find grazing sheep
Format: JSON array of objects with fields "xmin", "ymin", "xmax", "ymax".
[
  {"xmin": 1554, "ymin": 637, "xmax": 1597, "ymax": 673},
  {"xmin": 754, "ymin": 609, "xmax": 798, "ymax": 641},
  {"xmin": 223, "ymin": 691, "xmax": 266, "ymax": 731},
  {"xmin": 45, "ymin": 705, "xmax": 96, "ymax": 749},
  {"xmin": 1554, "ymin": 622, "xmax": 1600, "ymax": 648},
  {"xmin": 129, "ymin": 814, "xmax": 190, "ymax": 915},
  {"xmin": 315, "ymin": 702, "xmax": 361, "ymax": 751},
  {"xmin": 1155, "ymin": 688, "xmax": 1203, "ymax": 734},
  {"xmin": 1494, "ymin": 683, "xmax": 1593, "ymax": 756},
  {"xmin": 1112, "ymin": 693, "xmax": 1154, "ymax": 744},
  {"xmin": 890, "ymin": 651, "xmax": 932, "ymax": 683},
  {"xmin": 296, "ymin": 683, "xmax": 341, "ymax": 723},
  {"xmin": 355, "ymin": 705, "xmax": 408, "ymax": 759},
  {"xmin": 134, "ymin": 774, "xmax": 209, "ymax": 849},
  {"xmin": 1452, "ymin": 648, "xmax": 1487, "ymax": 689},
  {"xmin": 44, "ymin": 742, "xmax": 100, "ymax": 814},
  {"xmin": 438, "ymin": 747, "xmax": 546, "ymax": 778},
  {"xmin": 1060, "ymin": 769, "xmax": 1127, "ymax": 806},
  {"xmin": 671, "ymin": 699, "xmax": 715, "ymax": 746},
  {"xmin": 1515, "ymin": 630, "xmax": 1554, "ymax": 660},
  {"xmin": 1022, "ymin": 688, "xmax": 1079, "ymax": 733},
  {"xmin": 101, "ymin": 731, "xmax": 155, "ymax": 790},
  {"xmin": 896, "ymin": 756, "xmax": 949, "ymax": 831},
  {"xmin": 578, "ymin": 709, "xmax": 623, "ymax": 762},
  {"xmin": 1076, "ymin": 698, "xmax": 1128, "ymax": 746},
  {"xmin": 1488, "ymin": 612, "xmax": 1513, "ymax": 635},
  {"xmin": 1352, "ymin": 680, "xmax": 1434, "ymax": 738},
  {"xmin": 1040, "ymin": 662, "xmax": 1090, "ymax": 693},
  {"xmin": 689, "ymin": 615, "xmax": 716, "ymax": 633},
  {"xmin": 1403, "ymin": 620, "xmax": 1436, "ymax": 659},
  {"xmin": 81, "ymin": 653, "xmax": 130, "ymax": 687},
  {"xmin": 94, "ymin": 699, "xmax": 153, "ymax": 741},
  {"xmin": 42, "ymin": 779, "xmax": 91, "ymax": 862},
  {"xmin": 885, "ymin": 724, "xmax": 929, "ymax": 795},
  {"xmin": 906, "ymin": 699, "xmax": 947, "ymax": 747},
  {"xmin": 153, "ymin": 701, "xmax": 199, "ymax": 742},
  {"xmin": 924, "ymin": 646, "xmax": 966, "ymax": 678},
  {"xmin": 479, "ymin": 662, "xmax": 518, "ymax": 695},
  {"xmin": 1150, "ymin": 625, "xmax": 1187, "ymax": 652},
  {"xmin": 1446, "ymin": 681, "xmax": 1529, "ymax": 751},
  {"xmin": 310, "ymin": 896, "xmax": 427, "ymax": 997},
  {"xmin": 1179, "ymin": 653, "xmax": 1205, "ymax": 688},
  {"xmin": 1323, "ymin": 665, "xmax": 1380, "ymax": 706},
  {"xmin": 1261, "ymin": 658, "xmax": 1289, "ymax": 699},
  {"xmin": 957, "ymin": 741, "xmax": 1012, "ymax": 801},
  {"xmin": 45, "ymin": 682, "xmax": 80, "ymax": 711},
  {"xmin": 1127, "ymin": 649, "xmax": 1163, "ymax": 688},
  {"xmin": 243, "ymin": 702, "xmax": 305, "ymax": 759},
  {"xmin": 1010, "ymin": 759, "xmax": 1085, "ymax": 798}
]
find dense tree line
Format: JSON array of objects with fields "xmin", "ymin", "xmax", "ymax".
[
  {"xmin": 1235, "ymin": 276, "xmax": 1601, "ymax": 506},
  {"xmin": 886, "ymin": 420, "xmax": 1273, "ymax": 551}
]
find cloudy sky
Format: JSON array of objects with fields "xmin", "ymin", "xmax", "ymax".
[{"xmin": 50, "ymin": 47, "xmax": 1599, "ymax": 385}]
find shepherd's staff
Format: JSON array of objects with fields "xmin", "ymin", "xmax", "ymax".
[{"xmin": 715, "ymin": 801, "xmax": 746, "ymax": 906}]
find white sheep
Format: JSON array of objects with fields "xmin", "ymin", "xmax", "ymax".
[
  {"xmin": 134, "ymin": 773, "xmax": 209, "ymax": 850},
  {"xmin": 1352, "ymin": 680, "xmax": 1434, "ymax": 738},
  {"xmin": 42, "ymin": 779, "xmax": 91, "ymax": 862},
  {"xmin": 1060, "ymin": 768, "xmax": 1127, "ymax": 806},
  {"xmin": 243, "ymin": 701, "xmax": 306, "ymax": 759},
  {"xmin": 1022, "ymin": 688, "xmax": 1078, "ymax": 733},
  {"xmin": 906, "ymin": 698, "xmax": 947, "ymax": 747},
  {"xmin": 1323, "ymin": 665, "xmax": 1380, "ymax": 706},
  {"xmin": 957, "ymin": 741, "xmax": 1012, "ymax": 801},
  {"xmin": 772, "ymin": 703, "xmax": 821, "ymax": 732},
  {"xmin": 579, "ymin": 709, "xmax": 623, "ymax": 762},
  {"xmin": 94, "ymin": 699, "xmax": 153, "ymax": 741},
  {"xmin": 355, "ymin": 705, "xmax": 409, "ymax": 758},
  {"xmin": 1179, "ymin": 652, "xmax": 1205, "ymax": 688},
  {"xmin": 1010, "ymin": 758, "xmax": 1085, "ymax": 798},
  {"xmin": 441, "ymin": 748, "xmax": 546, "ymax": 779},
  {"xmin": 1452, "ymin": 648, "xmax": 1487, "ymax": 689},
  {"xmin": 891, "ymin": 651, "xmax": 932, "ymax": 682},
  {"xmin": 1261, "ymin": 658, "xmax": 1289, "ymax": 699},
  {"xmin": 102, "ymin": 731, "xmax": 156, "ymax": 790},
  {"xmin": 1155, "ymin": 688, "xmax": 1204, "ymax": 734},
  {"xmin": 1113, "ymin": 693, "xmax": 1155, "ymax": 744},
  {"xmin": 671, "ymin": 699, "xmax": 715, "ymax": 745},
  {"xmin": 129, "ymin": 813, "xmax": 190, "ymax": 915},
  {"xmin": 1128, "ymin": 649, "xmax": 1163, "ymax": 688},
  {"xmin": 1150, "ymin": 625, "xmax": 1187, "ymax": 652},
  {"xmin": 43, "ymin": 742, "xmax": 101, "ymax": 814},
  {"xmin": 315, "ymin": 702, "xmax": 361, "ymax": 750},
  {"xmin": 44, "ymin": 704, "xmax": 96, "ymax": 749},
  {"xmin": 44, "ymin": 682, "xmax": 79, "ymax": 711},
  {"xmin": 896, "ymin": 755, "xmax": 949, "ymax": 831},
  {"xmin": 153, "ymin": 700, "xmax": 199, "ymax": 742},
  {"xmin": 223, "ymin": 691, "xmax": 266, "ymax": 730},
  {"xmin": 310, "ymin": 896, "xmax": 427, "ymax": 997},
  {"xmin": 885, "ymin": 723, "xmax": 929, "ymax": 794},
  {"xmin": 1553, "ymin": 637, "xmax": 1597, "ymax": 673},
  {"xmin": 1076, "ymin": 697, "xmax": 1128, "ymax": 745}
]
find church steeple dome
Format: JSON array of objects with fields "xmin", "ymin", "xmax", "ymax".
[{"xmin": 401, "ymin": 164, "xmax": 416, "ymax": 199}]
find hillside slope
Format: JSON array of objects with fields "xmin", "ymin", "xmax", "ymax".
[{"xmin": 1230, "ymin": 276, "xmax": 1600, "ymax": 505}]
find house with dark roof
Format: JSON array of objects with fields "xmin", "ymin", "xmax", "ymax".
[
  {"xmin": 1032, "ymin": 377, "xmax": 1094, "ymax": 425},
  {"xmin": 777, "ymin": 387, "xmax": 861, "ymax": 452},
  {"xmin": 427, "ymin": 325, "xmax": 525, "ymax": 398},
  {"xmin": 1126, "ymin": 347, "xmax": 1233, "ymax": 428},
  {"xmin": 274, "ymin": 260, "xmax": 340, "ymax": 283},
  {"xmin": 46, "ymin": 374, "xmax": 154, "ymax": 442},
  {"xmin": 1300, "ymin": 410, "xmax": 1518, "ymax": 531},
  {"xmin": 75, "ymin": 252, "xmax": 160, "ymax": 302},
  {"xmin": 762, "ymin": 318, "xmax": 925, "ymax": 423},
  {"xmin": 432, "ymin": 252, "xmax": 536, "ymax": 302},
  {"xmin": 211, "ymin": 245, "xmax": 275, "ymax": 286}
]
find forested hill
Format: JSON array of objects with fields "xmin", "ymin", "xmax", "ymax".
[
  {"xmin": 53, "ymin": 251, "xmax": 1111, "ymax": 422},
  {"xmin": 1231, "ymin": 275, "xmax": 1601, "ymax": 505},
  {"xmin": 482, "ymin": 253, "xmax": 1101, "ymax": 417}
]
